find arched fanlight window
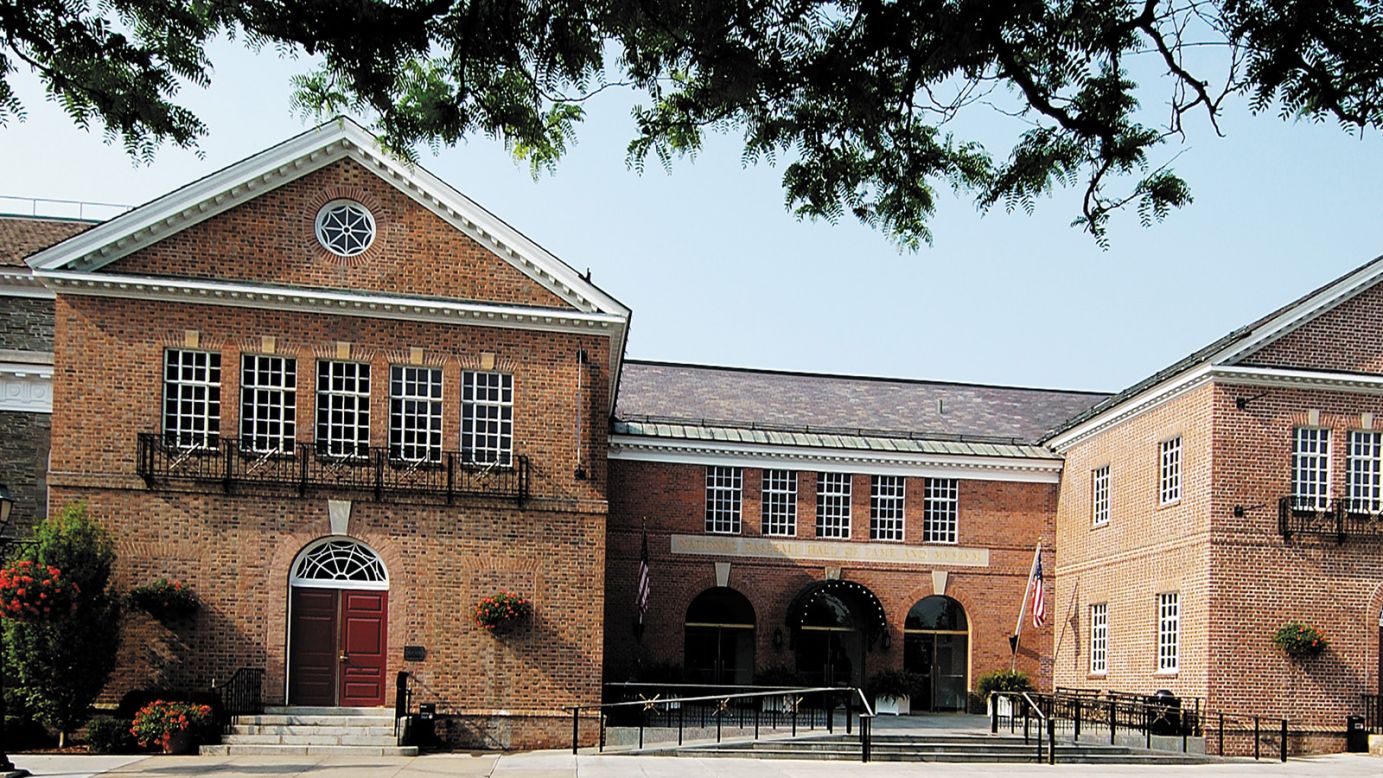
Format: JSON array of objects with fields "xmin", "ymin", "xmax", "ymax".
[
  {"xmin": 905, "ymin": 595, "xmax": 968, "ymax": 632},
  {"xmin": 290, "ymin": 538, "xmax": 388, "ymax": 590},
  {"xmin": 686, "ymin": 587, "xmax": 756, "ymax": 627}
]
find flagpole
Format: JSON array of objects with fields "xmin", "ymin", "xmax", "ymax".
[{"xmin": 1010, "ymin": 542, "xmax": 1042, "ymax": 671}]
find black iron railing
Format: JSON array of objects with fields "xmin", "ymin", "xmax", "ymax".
[
  {"xmin": 1364, "ymin": 694, "xmax": 1383, "ymax": 734},
  {"xmin": 212, "ymin": 667, "xmax": 264, "ymax": 735},
  {"xmin": 1278, "ymin": 497, "xmax": 1383, "ymax": 543},
  {"xmin": 137, "ymin": 433, "xmax": 530, "ymax": 505}
]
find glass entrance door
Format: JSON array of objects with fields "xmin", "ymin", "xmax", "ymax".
[{"xmin": 903, "ymin": 596, "xmax": 969, "ymax": 712}]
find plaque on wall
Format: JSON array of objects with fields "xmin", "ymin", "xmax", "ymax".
[{"xmin": 403, "ymin": 645, "xmax": 426, "ymax": 661}]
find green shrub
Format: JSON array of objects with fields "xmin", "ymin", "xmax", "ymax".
[
  {"xmin": 754, "ymin": 663, "xmax": 805, "ymax": 687},
  {"xmin": 86, "ymin": 716, "xmax": 134, "ymax": 754},
  {"xmin": 866, "ymin": 669, "xmax": 920, "ymax": 699},
  {"xmin": 976, "ymin": 669, "xmax": 1033, "ymax": 698}
]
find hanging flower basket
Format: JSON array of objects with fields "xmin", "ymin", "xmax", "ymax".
[
  {"xmin": 474, "ymin": 590, "xmax": 532, "ymax": 632},
  {"xmin": 130, "ymin": 700, "xmax": 213, "ymax": 753},
  {"xmin": 1273, "ymin": 622, "xmax": 1327, "ymax": 660},
  {"xmin": 129, "ymin": 578, "xmax": 199, "ymax": 619},
  {"xmin": 0, "ymin": 560, "xmax": 78, "ymax": 622}
]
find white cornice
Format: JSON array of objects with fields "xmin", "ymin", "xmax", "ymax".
[
  {"xmin": 609, "ymin": 434, "xmax": 1063, "ymax": 483},
  {"xmin": 36, "ymin": 270, "xmax": 626, "ymax": 338},
  {"xmin": 0, "ymin": 270, "xmax": 54, "ymax": 299},
  {"xmin": 0, "ymin": 361, "xmax": 52, "ymax": 413},
  {"xmin": 1212, "ymin": 365, "xmax": 1383, "ymax": 395},
  {"xmin": 1046, "ymin": 364, "xmax": 1215, "ymax": 453}
]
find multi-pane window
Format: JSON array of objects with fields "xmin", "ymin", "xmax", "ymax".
[
  {"xmin": 316, "ymin": 361, "xmax": 370, "ymax": 458},
  {"xmin": 1092, "ymin": 465, "xmax": 1110, "ymax": 527},
  {"xmin": 816, "ymin": 472, "xmax": 852, "ymax": 539},
  {"xmin": 705, "ymin": 466, "xmax": 743, "ymax": 534},
  {"xmin": 461, "ymin": 371, "xmax": 514, "ymax": 466},
  {"xmin": 1090, "ymin": 603, "xmax": 1108, "ymax": 674},
  {"xmin": 240, "ymin": 355, "xmax": 297, "ymax": 454},
  {"xmin": 1157, "ymin": 593, "xmax": 1179, "ymax": 673},
  {"xmin": 1347, "ymin": 430, "xmax": 1382, "ymax": 514},
  {"xmin": 389, "ymin": 366, "xmax": 443, "ymax": 463},
  {"xmin": 923, "ymin": 478, "xmax": 959, "ymax": 544},
  {"xmin": 1159, "ymin": 437, "xmax": 1182, "ymax": 505},
  {"xmin": 1291, "ymin": 427, "xmax": 1330, "ymax": 510},
  {"xmin": 761, "ymin": 469, "xmax": 798, "ymax": 536},
  {"xmin": 870, "ymin": 475, "xmax": 905, "ymax": 541},
  {"xmin": 162, "ymin": 349, "xmax": 221, "ymax": 449}
]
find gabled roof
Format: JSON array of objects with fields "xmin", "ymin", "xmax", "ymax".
[
  {"xmin": 617, "ymin": 360, "xmax": 1108, "ymax": 446},
  {"xmin": 0, "ymin": 216, "xmax": 95, "ymax": 267},
  {"xmin": 1045, "ymin": 253, "xmax": 1383, "ymax": 448},
  {"xmin": 25, "ymin": 117, "xmax": 630, "ymax": 320}
]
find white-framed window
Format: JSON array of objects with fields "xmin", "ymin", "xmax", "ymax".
[
  {"xmin": 389, "ymin": 365, "xmax": 443, "ymax": 463},
  {"xmin": 923, "ymin": 478, "xmax": 959, "ymax": 544},
  {"xmin": 816, "ymin": 472, "xmax": 852, "ymax": 539},
  {"xmin": 1347, "ymin": 430, "xmax": 1382, "ymax": 513},
  {"xmin": 1159, "ymin": 437, "xmax": 1182, "ymax": 505},
  {"xmin": 1291, "ymin": 427, "xmax": 1331, "ymax": 510},
  {"xmin": 162, "ymin": 349, "xmax": 222, "ymax": 449},
  {"xmin": 240, "ymin": 354, "xmax": 297, "ymax": 454},
  {"xmin": 316, "ymin": 361, "xmax": 370, "ymax": 458},
  {"xmin": 1092, "ymin": 465, "xmax": 1110, "ymax": 527},
  {"xmin": 461, "ymin": 371, "xmax": 513, "ymax": 466},
  {"xmin": 705, "ymin": 466, "xmax": 743, "ymax": 534},
  {"xmin": 870, "ymin": 475, "xmax": 905, "ymax": 541},
  {"xmin": 761, "ymin": 469, "xmax": 798, "ymax": 536},
  {"xmin": 1090, "ymin": 603, "xmax": 1108, "ymax": 675},
  {"xmin": 315, "ymin": 200, "xmax": 376, "ymax": 257},
  {"xmin": 1157, "ymin": 592, "xmax": 1179, "ymax": 673}
]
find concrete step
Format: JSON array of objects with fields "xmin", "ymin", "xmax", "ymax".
[
  {"xmin": 200, "ymin": 744, "xmax": 419, "ymax": 757},
  {"xmin": 222, "ymin": 733, "xmax": 398, "ymax": 746},
  {"xmin": 231, "ymin": 724, "xmax": 395, "ymax": 737},
  {"xmin": 680, "ymin": 747, "xmax": 1210, "ymax": 764},
  {"xmin": 237, "ymin": 714, "xmax": 395, "ymax": 727},
  {"xmin": 263, "ymin": 706, "xmax": 390, "ymax": 716}
]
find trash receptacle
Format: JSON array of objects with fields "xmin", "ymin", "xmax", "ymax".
[
  {"xmin": 1346, "ymin": 715, "xmax": 1368, "ymax": 753},
  {"xmin": 1147, "ymin": 689, "xmax": 1181, "ymax": 736}
]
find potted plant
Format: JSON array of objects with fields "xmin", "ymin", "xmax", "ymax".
[
  {"xmin": 867, "ymin": 669, "xmax": 917, "ymax": 716},
  {"xmin": 756, "ymin": 664, "xmax": 806, "ymax": 713},
  {"xmin": 473, "ymin": 590, "xmax": 532, "ymax": 633},
  {"xmin": 129, "ymin": 578, "xmax": 199, "ymax": 620},
  {"xmin": 977, "ymin": 669, "xmax": 1033, "ymax": 718},
  {"xmin": 130, "ymin": 700, "xmax": 213, "ymax": 754},
  {"xmin": 1273, "ymin": 622, "xmax": 1327, "ymax": 661},
  {"xmin": 0, "ymin": 559, "xmax": 78, "ymax": 621}
]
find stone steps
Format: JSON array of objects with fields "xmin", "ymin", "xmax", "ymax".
[
  {"xmin": 205, "ymin": 706, "xmax": 413, "ymax": 757},
  {"xmin": 200, "ymin": 744, "xmax": 419, "ymax": 757},
  {"xmin": 671, "ymin": 733, "xmax": 1217, "ymax": 765}
]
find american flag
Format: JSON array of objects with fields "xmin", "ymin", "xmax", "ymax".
[
  {"xmin": 636, "ymin": 524, "xmax": 650, "ymax": 624},
  {"xmin": 1030, "ymin": 555, "xmax": 1046, "ymax": 628}
]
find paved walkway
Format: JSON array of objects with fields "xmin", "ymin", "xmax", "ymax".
[{"xmin": 8, "ymin": 750, "xmax": 1383, "ymax": 778}]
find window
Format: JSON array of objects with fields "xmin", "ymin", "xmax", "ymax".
[
  {"xmin": 389, "ymin": 366, "xmax": 443, "ymax": 463},
  {"xmin": 240, "ymin": 355, "xmax": 297, "ymax": 454},
  {"xmin": 461, "ymin": 371, "xmax": 513, "ymax": 466},
  {"xmin": 923, "ymin": 478, "xmax": 959, "ymax": 544},
  {"xmin": 1092, "ymin": 465, "xmax": 1110, "ymax": 527},
  {"xmin": 162, "ymin": 349, "xmax": 221, "ymax": 449},
  {"xmin": 1090, "ymin": 603, "xmax": 1108, "ymax": 674},
  {"xmin": 1157, "ymin": 593, "xmax": 1179, "ymax": 673},
  {"xmin": 870, "ymin": 475, "xmax": 905, "ymax": 541},
  {"xmin": 316, "ymin": 361, "xmax": 370, "ymax": 458},
  {"xmin": 315, "ymin": 200, "xmax": 376, "ymax": 257},
  {"xmin": 705, "ymin": 466, "xmax": 743, "ymax": 534},
  {"xmin": 1347, "ymin": 430, "xmax": 1382, "ymax": 513},
  {"xmin": 816, "ymin": 472, "xmax": 852, "ymax": 539},
  {"xmin": 1159, "ymin": 437, "xmax": 1182, "ymax": 505},
  {"xmin": 1291, "ymin": 427, "xmax": 1330, "ymax": 510},
  {"xmin": 761, "ymin": 469, "xmax": 798, "ymax": 536}
]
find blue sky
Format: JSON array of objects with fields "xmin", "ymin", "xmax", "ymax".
[{"xmin": 4, "ymin": 39, "xmax": 1382, "ymax": 395}]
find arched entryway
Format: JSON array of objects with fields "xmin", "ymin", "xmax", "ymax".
[
  {"xmin": 788, "ymin": 580, "xmax": 887, "ymax": 688},
  {"xmin": 287, "ymin": 538, "xmax": 389, "ymax": 707},
  {"xmin": 904, "ymin": 595, "xmax": 969, "ymax": 712},
  {"xmin": 683, "ymin": 587, "xmax": 756, "ymax": 685}
]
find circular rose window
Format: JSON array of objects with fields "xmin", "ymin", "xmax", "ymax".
[{"xmin": 314, "ymin": 200, "xmax": 376, "ymax": 257}]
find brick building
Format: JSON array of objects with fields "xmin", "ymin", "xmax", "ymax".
[{"xmin": 4, "ymin": 117, "xmax": 1383, "ymax": 751}]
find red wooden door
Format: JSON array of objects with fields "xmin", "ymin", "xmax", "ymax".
[
  {"xmin": 289, "ymin": 588, "xmax": 339, "ymax": 706},
  {"xmin": 340, "ymin": 590, "xmax": 388, "ymax": 707}
]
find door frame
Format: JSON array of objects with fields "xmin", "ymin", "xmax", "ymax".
[{"xmin": 903, "ymin": 627, "xmax": 970, "ymax": 711}]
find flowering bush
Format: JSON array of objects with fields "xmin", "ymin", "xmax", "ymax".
[
  {"xmin": 130, "ymin": 700, "xmax": 213, "ymax": 751},
  {"xmin": 1273, "ymin": 622, "xmax": 1327, "ymax": 660},
  {"xmin": 0, "ymin": 559, "xmax": 78, "ymax": 621},
  {"xmin": 129, "ymin": 578, "xmax": 199, "ymax": 618},
  {"xmin": 474, "ymin": 590, "xmax": 532, "ymax": 631}
]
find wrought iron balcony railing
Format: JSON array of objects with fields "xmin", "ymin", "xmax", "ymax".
[
  {"xmin": 1277, "ymin": 496, "xmax": 1383, "ymax": 544},
  {"xmin": 136, "ymin": 433, "xmax": 529, "ymax": 505}
]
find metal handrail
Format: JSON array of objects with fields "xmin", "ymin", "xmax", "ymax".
[
  {"xmin": 564, "ymin": 685, "xmax": 875, "ymax": 762},
  {"xmin": 211, "ymin": 667, "xmax": 264, "ymax": 735}
]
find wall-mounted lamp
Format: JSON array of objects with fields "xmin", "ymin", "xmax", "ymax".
[
  {"xmin": 880, "ymin": 631, "xmax": 892, "ymax": 651},
  {"xmin": 1235, "ymin": 392, "xmax": 1269, "ymax": 411},
  {"xmin": 772, "ymin": 627, "xmax": 784, "ymax": 650},
  {"xmin": 1233, "ymin": 503, "xmax": 1266, "ymax": 518}
]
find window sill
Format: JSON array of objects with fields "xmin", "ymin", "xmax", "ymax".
[
  {"xmin": 1154, "ymin": 670, "xmax": 1179, "ymax": 678},
  {"xmin": 1092, "ymin": 521, "xmax": 1110, "ymax": 530},
  {"xmin": 1157, "ymin": 499, "xmax": 1182, "ymax": 510},
  {"xmin": 1087, "ymin": 672, "xmax": 1108, "ymax": 680}
]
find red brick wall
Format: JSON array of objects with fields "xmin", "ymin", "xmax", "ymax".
[
  {"xmin": 604, "ymin": 460, "xmax": 1055, "ymax": 702},
  {"xmin": 103, "ymin": 159, "xmax": 570, "ymax": 310},
  {"xmin": 1243, "ymin": 281, "xmax": 1383, "ymax": 373}
]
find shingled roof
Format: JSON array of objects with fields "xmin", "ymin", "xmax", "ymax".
[
  {"xmin": 616, "ymin": 361, "xmax": 1108, "ymax": 446},
  {"xmin": 0, "ymin": 216, "xmax": 95, "ymax": 268}
]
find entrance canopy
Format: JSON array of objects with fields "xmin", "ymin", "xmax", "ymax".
[{"xmin": 786, "ymin": 579, "xmax": 887, "ymax": 634}]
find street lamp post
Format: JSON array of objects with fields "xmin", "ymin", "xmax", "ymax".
[{"xmin": 0, "ymin": 484, "xmax": 18, "ymax": 774}]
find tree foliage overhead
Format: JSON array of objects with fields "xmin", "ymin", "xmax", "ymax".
[{"xmin": 3, "ymin": 1, "xmax": 1382, "ymax": 247}]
